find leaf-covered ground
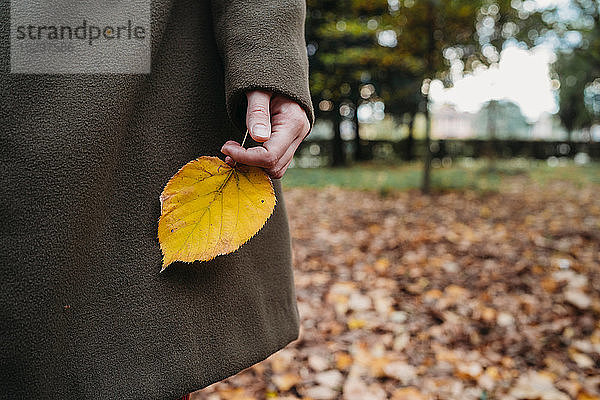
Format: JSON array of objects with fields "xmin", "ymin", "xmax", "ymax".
[{"xmin": 192, "ymin": 172, "xmax": 600, "ymax": 400}]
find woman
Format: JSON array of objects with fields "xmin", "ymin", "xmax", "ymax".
[{"xmin": 0, "ymin": 0, "xmax": 313, "ymax": 398}]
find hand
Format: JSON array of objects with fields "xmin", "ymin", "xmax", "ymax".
[{"xmin": 221, "ymin": 90, "xmax": 310, "ymax": 179}]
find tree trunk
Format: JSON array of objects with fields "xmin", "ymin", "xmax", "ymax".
[
  {"xmin": 405, "ymin": 113, "xmax": 415, "ymax": 161},
  {"xmin": 331, "ymin": 109, "xmax": 345, "ymax": 167},
  {"xmin": 487, "ymin": 100, "xmax": 497, "ymax": 171},
  {"xmin": 422, "ymin": 101, "xmax": 432, "ymax": 193},
  {"xmin": 353, "ymin": 99, "xmax": 364, "ymax": 162},
  {"xmin": 421, "ymin": 0, "xmax": 435, "ymax": 194}
]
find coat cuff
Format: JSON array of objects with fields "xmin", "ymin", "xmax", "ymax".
[{"xmin": 211, "ymin": 0, "xmax": 314, "ymax": 132}]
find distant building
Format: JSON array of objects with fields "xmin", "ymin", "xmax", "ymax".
[
  {"xmin": 530, "ymin": 112, "xmax": 568, "ymax": 140},
  {"xmin": 474, "ymin": 100, "xmax": 531, "ymax": 139},
  {"xmin": 431, "ymin": 104, "xmax": 476, "ymax": 139},
  {"xmin": 432, "ymin": 101, "xmax": 569, "ymax": 141},
  {"xmin": 592, "ymin": 124, "xmax": 600, "ymax": 141}
]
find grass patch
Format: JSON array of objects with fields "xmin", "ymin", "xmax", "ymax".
[
  {"xmin": 280, "ymin": 159, "xmax": 600, "ymax": 192},
  {"xmin": 528, "ymin": 162, "xmax": 600, "ymax": 187}
]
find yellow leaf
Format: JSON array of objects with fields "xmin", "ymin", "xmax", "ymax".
[
  {"xmin": 158, "ymin": 156, "xmax": 276, "ymax": 270},
  {"xmin": 335, "ymin": 352, "xmax": 353, "ymax": 371},
  {"xmin": 347, "ymin": 317, "xmax": 367, "ymax": 330},
  {"xmin": 578, "ymin": 393, "xmax": 600, "ymax": 400}
]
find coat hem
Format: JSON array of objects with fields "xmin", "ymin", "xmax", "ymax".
[{"xmin": 174, "ymin": 327, "xmax": 300, "ymax": 399}]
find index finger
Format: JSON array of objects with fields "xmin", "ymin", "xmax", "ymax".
[
  {"xmin": 221, "ymin": 127, "xmax": 297, "ymax": 169},
  {"xmin": 221, "ymin": 140, "xmax": 282, "ymax": 169}
]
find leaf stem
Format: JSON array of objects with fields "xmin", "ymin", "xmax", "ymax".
[
  {"xmin": 232, "ymin": 129, "xmax": 249, "ymax": 169},
  {"xmin": 240, "ymin": 129, "xmax": 249, "ymax": 148}
]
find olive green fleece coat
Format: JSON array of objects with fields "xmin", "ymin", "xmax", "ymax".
[{"xmin": 0, "ymin": 1, "xmax": 313, "ymax": 399}]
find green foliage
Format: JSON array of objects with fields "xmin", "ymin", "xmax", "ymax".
[
  {"xmin": 555, "ymin": 52, "xmax": 596, "ymax": 134},
  {"xmin": 306, "ymin": 0, "xmax": 543, "ymax": 117},
  {"xmin": 549, "ymin": 1, "xmax": 600, "ymax": 134},
  {"xmin": 304, "ymin": 0, "xmax": 597, "ymax": 171}
]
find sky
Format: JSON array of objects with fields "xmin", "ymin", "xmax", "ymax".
[
  {"xmin": 429, "ymin": 45, "xmax": 560, "ymax": 122},
  {"xmin": 429, "ymin": 0, "xmax": 573, "ymax": 122}
]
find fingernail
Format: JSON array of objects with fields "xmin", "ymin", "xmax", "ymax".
[{"xmin": 252, "ymin": 124, "xmax": 269, "ymax": 139}]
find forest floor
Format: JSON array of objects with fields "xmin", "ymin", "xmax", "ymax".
[{"xmin": 193, "ymin": 162, "xmax": 600, "ymax": 400}]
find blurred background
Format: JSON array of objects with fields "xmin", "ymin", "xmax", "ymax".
[
  {"xmin": 194, "ymin": 1, "xmax": 599, "ymax": 399},
  {"xmin": 297, "ymin": 0, "xmax": 599, "ymax": 180}
]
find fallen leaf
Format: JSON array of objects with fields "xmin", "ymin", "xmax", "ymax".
[
  {"xmin": 314, "ymin": 370, "xmax": 344, "ymax": 389},
  {"xmin": 302, "ymin": 385, "xmax": 338, "ymax": 400},
  {"xmin": 268, "ymin": 350, "xmax": 295, "ymax": 374},
  {"xmin": 556, "ymin": 379, "xmax": 582, "ymax": 398},
  {"xmin": 191, "ymin": 179, "xmax": 600, "ymax": 400},
  {"xmin": 308, "ymin": 354, "xmax": 330, "ymax": 372},
  {"xmin": 335, "ymin": 352, "xmax": 353, "ymax": 371},
  {"xmin": 497, "ymin": 312, "xmax": 515, "ymax": 327},
  {"xmin": 348, "ymin": 292, "xmax": 372, "ymax": 311},
  {"xmin": 569, "ymin": 348, "xmax": 594, "ymax": 369},
  {"xmin": 383, "ymin": 361, "xmax": 418, "ymax": 384},
  {"xmin": 564, "ymin": 289, "xmax": 592, "ymax": 309},
  {"xmin": 392, "ymin": 387, "xmax": 429, "ymax": 400},
  {"xmin": 343, "ymin": 374, "xmax": 386, "ymax": 400},
  {"xmin": 367, "ymin": 356, "xmax": 392, "ymax": 378},
  {"xmin": 158, "ymin": 156, "xmax": 276, "ymax": 269},
  {"xmin": 393, "ymin": 332, "xmax": 410, "ymax": 351},
  {"xmin": 455, "ymin": 361, "xmax": 483, "ymax": 380},
  {"xmin": 541, "ymin": 277, "xmax": 559, "ymax": 293},
  {"xmin": 216, "ymin": 387, "xmax": 257, "ymax": 400},
  {"xmin": 347, "ymin": 318, "xmax": 367, "ymax": 330},
  {"xmin": 271, "ymin": 373, "xmax": 301, "ymax": 392},
  {"xmin": 578, "ymin": 393, "xmax": 600, "ymax": 400},
  {"xmin": 510, "ymin": 371, "xmax": 570, "ymax": 400}
]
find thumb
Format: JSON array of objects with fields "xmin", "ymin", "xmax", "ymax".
[{"xmin": 246, "ymin": 90, "xmax": 272, "ymax": 143}]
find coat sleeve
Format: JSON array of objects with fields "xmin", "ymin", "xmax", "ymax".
[{"xmin": 211, "ymin": 0, "xmax": 314, "ymax": 131}]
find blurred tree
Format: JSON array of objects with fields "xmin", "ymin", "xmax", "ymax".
[
  {"xmin": 366, "ymin": 0, "xmax": 546, "ymax": 191},
  {"xmin": 305, "ymin": 0, "xmax": 546, "ymax": 176},
  {"xmin": 375, "ymin": 60, "xmax": 422, "ymax": 161},
  {"xmin": 547, "ymin": 1, "xmax": 600, "ymax": 139},
  {"xmin": 555, "ymin": 53, "xmax": 596, "ymax": 139},
  {"xmin": 376, "ymin": 0, "xmax": 484, "ymax": 192},
  {"xmin": 306, "ymin": 0, "xmax": 388, "ymax": 166}
]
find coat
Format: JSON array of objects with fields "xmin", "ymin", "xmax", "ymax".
[{"xmin": 0, "ymin": 0, "xmax": 314, "ymax": 398}]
